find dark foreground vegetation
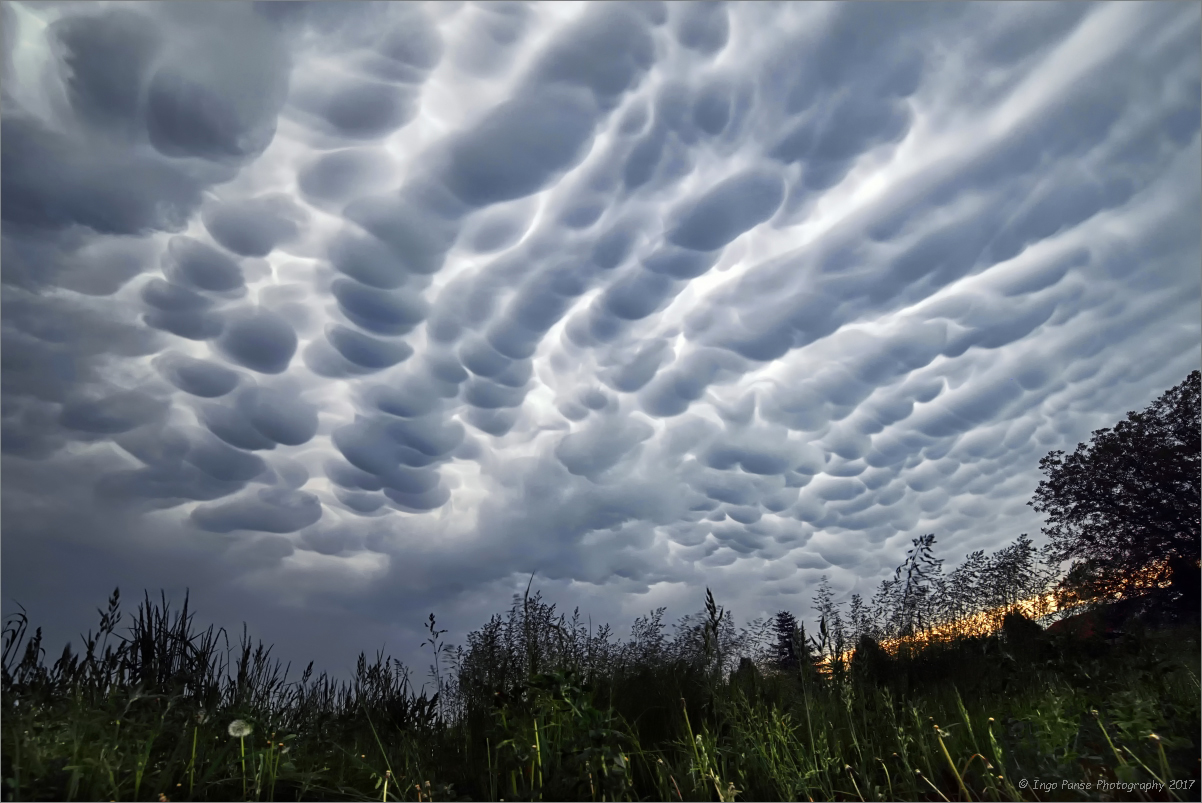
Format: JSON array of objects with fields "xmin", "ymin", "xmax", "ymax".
[
  {"xmin": 3, "ymin": 380, "xmax": 1198, "ymax": 803},
  {"xmin": 3, "ymin": 567, "xmax": 1198, "ymax": 802}
]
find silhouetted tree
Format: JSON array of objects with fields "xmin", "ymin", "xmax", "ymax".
[
  {"xmin": 984, "ymin": 534, "xmax": 1053, "ymax": 611},
  {"xmin": 941, "ymin": 549, "xmax": 988, "ymax": 633},
  {"xmin": 1029, "ymin": 370, "xmax": 1200, "ymax": 610},
  {"xmin": 1000, "ymin": 610, "xmax": 1046, "ymax": 661},
  {"xmin": 870, "ymin": 575, "xmax": 902, "ymax": 640},
  {"xmin": 847, "ymin": 593, "xmax": 873, "ymax": 644},
  {"xmin": 849, "ymin": 634, "xmax": 892, "ymax": 687},
  {"xmin": 770, "ymin": 610, "xmax": 802, "ymax": 671}
]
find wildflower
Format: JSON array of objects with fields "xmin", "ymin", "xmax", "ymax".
[
  {"xmin": 228, "ymin": 719, "xmax": 253, "ymax": 738},
  {"xmin": 1148, "ymin": 733, "xmax": 1161, "ymax": 742}
]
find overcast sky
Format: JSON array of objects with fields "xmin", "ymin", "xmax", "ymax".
[{"xmin": 3, "ymin": 1, "xmax": 1199, "ymax": 688}]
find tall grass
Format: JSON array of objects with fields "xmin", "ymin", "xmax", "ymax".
[{"xmin": 3, "ymin": 582, "xmax": 1198, "ymax": 801}]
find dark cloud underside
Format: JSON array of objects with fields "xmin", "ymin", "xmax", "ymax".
[{"xmin": 3, "ymin": 0, "xmax": 1198, "ymax": 681}]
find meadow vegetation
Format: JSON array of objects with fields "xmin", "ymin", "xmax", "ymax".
[{"xmin": 2, "ymin": 545, "xmax": 1197, "ymax": 802}]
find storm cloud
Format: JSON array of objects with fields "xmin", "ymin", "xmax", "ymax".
[{"xmin": 3, "ymin": 1, "xmax": 1198, "ymax": 683}]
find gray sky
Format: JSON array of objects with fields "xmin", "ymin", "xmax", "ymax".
[{"xmin": 2, "ymin": 1, "xmax": 1199, "ymax": 689}]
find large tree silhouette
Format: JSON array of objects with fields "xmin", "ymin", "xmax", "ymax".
[
  {"xmin": 1028, "ymin": 370, "xmax": 1200, "ymax": 609},
  {"xmin": 770, "ymin": 610, "xmax": 803, "ymax": 671}
]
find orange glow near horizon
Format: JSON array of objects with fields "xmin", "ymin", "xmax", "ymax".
[{"xmin": 813, "ymin": 559, "xmax": 1175, "ymax": 667}]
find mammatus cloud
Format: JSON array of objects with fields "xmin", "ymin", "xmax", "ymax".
[{"xmin": 3, "ymin": 1, "xmax": 1199, "ymax": 681}]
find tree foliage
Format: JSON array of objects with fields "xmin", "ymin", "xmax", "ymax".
[
  {"xmin": 770, "ymin": 610, "xmax": 802, "ymax": 671},
  {"xmin": 1028, "ymin": 370, "xmax": 1200, "ymax": 603}
]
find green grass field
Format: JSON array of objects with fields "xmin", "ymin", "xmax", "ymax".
[{"xmin": 3, "ymin": 586, "xmax": 1198, "ymax": 802}]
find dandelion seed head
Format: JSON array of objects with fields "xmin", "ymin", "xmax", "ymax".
[{"xmin": 228, "ymin": 719, "xmax": 253, "ymax": 738}]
